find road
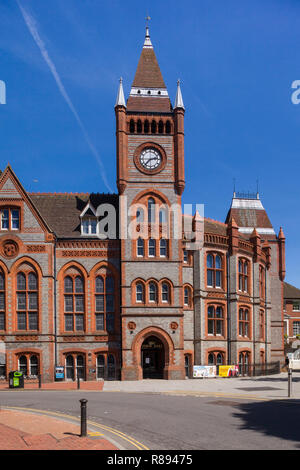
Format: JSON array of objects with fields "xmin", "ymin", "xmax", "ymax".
[{"xmin": 0, "ymin": 390, "xmax": 300, "ymax": 450}]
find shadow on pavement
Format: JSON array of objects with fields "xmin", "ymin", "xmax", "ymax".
[
  {"xmin": 233, "ymin": 399, "xmax": 300, "ymax": 446},
  {"xmin": 238, "ymin": 375, "xmax": 300, "ymax": 383}
]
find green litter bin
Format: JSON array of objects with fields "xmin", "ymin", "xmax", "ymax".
[{"xmin": 9, "ymin": 371, "xmax": 24, "ymax": 389}]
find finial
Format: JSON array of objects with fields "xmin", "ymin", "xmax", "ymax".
[
  {"xmin": 144, "ymin": 15, "xmax": 153, "ymax": 48},
  {"xmin": 174, "ymin": 78, "xmax": 185, "ymax": 109},
  {"xmin": 115, "ymin": 76, "xmax": 126, "ymax": 108}
]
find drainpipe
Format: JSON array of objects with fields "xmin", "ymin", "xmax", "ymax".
[
  {"xmin": 53, "ymin": 237, "xmax": 57, "ymax": 374},
  {"xmin": 226, "ymin": 253, "xmax": 231, "ymax": 364},
  {"xmin": 253, "ymin": 258, "xmax": 256, "ymax": 371},
  {"xmin": 265, "ymin": 266, "xmax": 268, "ymax": 364}
]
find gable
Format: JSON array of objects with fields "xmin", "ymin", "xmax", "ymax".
[{"xmin": 0, "ymin": 166, "xmax": 52, "ymax": 236}]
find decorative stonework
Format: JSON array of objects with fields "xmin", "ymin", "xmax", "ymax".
[
  {"xmin": 128, "ymin": 321, "xmax": 136, "ymax": 330},
  {"xmin": 170, "ymin": 322, "xmax": 178, "ymax": 331},
  {"xmin": 26, "ymin": 245, "xmax": 46, "ymax": 253},
  {"xmin": 61, "ymin": 250, "xmax": 119, "ymax": 257},
  {"xmin": 1, "ymin": 239, "xmax": 19, "ymax": 258},
  {"xmin": 62, "ymin": 336, "xmax": 85, "ymax": 342},
  {"xmin": 15, "ymin": 336, "xmax": 38, "ymax": 341},
  {"xmin": 94, "ymin": 336, "xmax": 108, "ymax": 341}
]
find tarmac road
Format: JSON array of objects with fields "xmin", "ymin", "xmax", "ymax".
[{"xmin": 1, "ymin": 381, "xmax": 300, "ymax": 450}]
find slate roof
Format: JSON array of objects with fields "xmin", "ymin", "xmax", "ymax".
[
  {"xmin": 284, "ymin": 282, "xmax": 300, "ymax": 300},
  {"xmin": 126, "ymin": 35, "xmax": 172, "ymax": 113},
  {"xmin": 29, "ymin": 193, "xmax": 119, "ymax": 239}
]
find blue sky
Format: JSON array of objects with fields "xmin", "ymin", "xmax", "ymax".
[{"xmin": 1, "ymin": 0, "xmax": 300, "ymax": 287}]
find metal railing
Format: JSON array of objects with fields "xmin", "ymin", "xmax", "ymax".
[{"xmin": 237, "ymin": 361, "xmax": 280, "ymax": 377}]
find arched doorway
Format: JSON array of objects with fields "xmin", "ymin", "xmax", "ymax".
[{"xmin": 141, "ymin": 335, "xmax": 165, "ymax": 379}]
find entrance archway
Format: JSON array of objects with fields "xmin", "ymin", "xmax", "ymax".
[{"xmin": 141, "ymin": 335, "xmax": 165, "ymax": 379}]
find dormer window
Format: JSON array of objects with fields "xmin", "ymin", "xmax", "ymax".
[
  {"xmin": 80, "ymin": 202, "xmax": 97, "ymax": 236},
  {"xmin": 81, "ymin": 217, "xmax": 97, "ymax": 235},
  {"xmin": 1, "ymin": 208, "xmax": 20, "ymax": 231}
]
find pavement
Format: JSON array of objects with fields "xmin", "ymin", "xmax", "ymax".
[
  {"xmin": 0, "ymin": 370, "xmax": 298, "ymax": 450},
  {"xmin": 102, "ymin": 370, "xmax": 300, "ymax": 401},
  {"xmin": 0, "ymin": 408, "xmax": 119, "ymax": 450}
]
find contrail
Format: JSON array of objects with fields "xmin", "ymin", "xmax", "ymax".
[{"xmin": 17, "ymin": 1, "xmax": 113, "ymax": 192}]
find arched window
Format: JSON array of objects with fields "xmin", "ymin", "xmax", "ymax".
[
  {"xmin": 151, "ymin": 120, "xmax": 157, "ymax": 134},
  {"xmin": 207, "ymin": 305, "xmax": 224, "ymax": 336},
  {"xmin": 149, "ymin": 282, "xmax": 157, "ymax": 303},
  {"xmin": 165, "ymin": 120, "xmax": 171, "ymax": 134},
  {"xmin": 144, "ymin": 120, "xmax": 150, "ymax": 133},
  {"xmin": 129, "ymin": 119, "xmax": 135, "ymax": 133},
  {"xmin": 66, "ymin": 355, "xmax": 74, "ymax": 380},
  {"xmin": 207, "ymin": 253, "xmax": 223, "ymax": 288},
  {"xmin": 107, "ymin": 354, "xmax": 116, "ymax": 379},
  {"xmin": 148, "ymin": 198, "xmax": 155, "ymax": 223},
  {"xmin": 0, "ymin": 270, "xmax": 5, "ymax": 331},
  {"xmin": 239, "ymin": 259, "xmax": 249, "ymax": 293},
  {"xmin": 158, "ymin": 120, "xmax": 164, "ymax": 134},
  {"xmin": 19, "ymin": 355, "xmax": 27, "ymax": 375},
  {"xmin": 184, "ymin": 286, "xmax": 192, "ymax": 307},
  {"xmin": 239, "ymin": 351, "xmax": 250, "ymax": 376},
  {"xmin": 148, "ymin": 239, "xmax": 156, "ymax": 257},
  {"xmin": 136, "ymin": 282, "xmax": 144, "ymax": 303},
  {"xmin": 95, "ymin": 271, "xmax": 116, "ymax": 332},
  {"xmin": 97, "ymin": 354, "xmax": 105, "ymax": 378},
  {"xmin": 260, "ymin": 310, "xmax": 265, "ymax": 340},
  {"xmin": 259, "ymin": 265, "xmax": 265, "ymax": 300},
  {"xmin": 64, "ymin": 274, "xmax": 84, "ymax": 332},
  {"xmin": 136, "ymin": 207, "xmax": 144, "ymax": 223},
  {"xmin": 160, "ymin": 239, "xmax": 167, "ymax": 257},
  {"xmin": 76, "ymin": 354, "xmax": 85, "ymax": 379},
  {"xmin": 137, "ymin": 238, "xmax": 144, "ymax": 257},
  {"xmin": 137, "ymin": 119, "xmax": 142, "ymax": 133},
  {"xmin": 239, "ymin": 308, "xmax": 250, "ymax": 337},
  {"xmin": 30, "ymin": 355, "xmax": 39, "ymax": 376},
  {"xmin": 96, "ymin": 354, "xmax": 117, "ymax": 380},
  {"xmin": 17, "ymin": 271, "xmax": 38, "ymax": 331},
  {"xmin": 161, "ymin": 282, "xmax": 170, "ymax": 303},
  {"xmin": 208, "ymin": 351, "xmax": 224, "ymax": 365},
  {"xmin": 159, "ymin": 207, "xmax": 167, "ymax": 223}
]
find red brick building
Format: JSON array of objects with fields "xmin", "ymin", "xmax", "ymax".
[
  {"xmin": 284, "ymin": 282, "xmax": 300, "ymax": 351},
  {"xmin": 0, "ymin": 28, "xmax": 286, "ymax": 382}
]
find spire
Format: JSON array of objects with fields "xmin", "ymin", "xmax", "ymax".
[
  {"xmin": 144, "ymin": 22, "xmax": 153, "ymax": 49},
  {"xmin": 174, "ymin": 79, "xmax": 185, "ymax": 110},
  {"xmin": 126, "ymin": 26, "xmax": 171, "ymax": 112},
  {"xmin": 115, "ymin": 77, "xmax": 126, "ymax": 108}
]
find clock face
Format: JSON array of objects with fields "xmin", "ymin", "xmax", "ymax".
[{"xmin": 139, "ymin": 148, "xmax": 162, "ymax": 170}]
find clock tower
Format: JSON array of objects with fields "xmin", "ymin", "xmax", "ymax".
[{"xmin": 115, "ymin": 26, "xmax": 186, "ymax": 380}]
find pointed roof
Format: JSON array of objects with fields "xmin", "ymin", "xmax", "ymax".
[
  {"xmin": 174, "ymin": 80, "xmax": 185, "ymax": 110},
  {"xmin": 115, "ymin": 77, "xmax": 126, "ymax": 108},
  {"xmin": 0, "ymin": 165, "xmax": 53, "ymax": 234},
  {"xmin": 126, "ymin": 27, "xmax": 172, "ymax": 112},
  {"xmin": 225, "ymin": 192, "xmax": 275, "ymax": 237}
]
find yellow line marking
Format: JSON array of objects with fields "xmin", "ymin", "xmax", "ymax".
[
  {"xmin": 88, "ymin": 432, "xmax": 104, "ymax": 437},
  {"xmin": 4, "ymin": 406, "xmax": 149, "ymax": 451},
  {"xmin": 161, "ymin": 390, "xmax": 268, "ymax": 401}
]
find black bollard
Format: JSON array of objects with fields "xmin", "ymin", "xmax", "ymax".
[
  {"xmin": 38, "ymin": 374, "xmax": 42, "ymax": 389},
  {"xmin": 288, "ymin": 368, "xmax": 292, "ymax": 397},
  {"xmin": 80, "ymin": 399, "xmax": 88, "ymax": 437}
]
